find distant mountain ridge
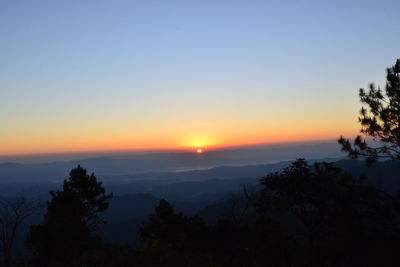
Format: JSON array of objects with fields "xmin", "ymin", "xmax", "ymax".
[{"xmin": 0, "ymin": 142, "xmax": 343, "ymax": 184}]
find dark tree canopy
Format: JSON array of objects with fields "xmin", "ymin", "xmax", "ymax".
[
  {"xmin": 139, "ymin": 199, "xmax": 206, "ymax": 249},
  {"xmin": 339, "ymin": 59, "xmax": 400, "ymax": 163},
  {"xmin": 136, "ymin": 159, "xmax": 400, "ymax": 267},
  {"xmin": 258, "ymin": 159, "xmax": 361, "ymax": 246},
  {"xmin": 257, "ymin": 159, "xmax": 400, "ymax": 266},
  {"xmin": 18, "ymin": 161, "xmax": 400, "ymax": 266},
  {"xmin": 27, "ymin": 165, "xmax": 112, "ymax": 266},
  {"xmin": 61, "ymin": 166, "xmax": 112, "ymax": 229}
]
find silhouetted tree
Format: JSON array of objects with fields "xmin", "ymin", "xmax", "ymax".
[
  {"xmin": 0, "ymin": 197, "xmax": 41, "ymax": 267},
  {"xmin": 139, "ymin": 199, "xmax": 206, "ymax": 249},
  {"xmin": 26, "ymin": 165, "xmax": 112, "ymax": 267},
  {"xmin": 138, "ymin": 199, "xmax": 212, "ymax": 266},
  {"xmin": 139, "ymin": 199, "xmax": 292, "ymax": 266},
  {"xmin": 259, "ymin": 160, "xmax": 350, "ymax": 264},
  {"xmin": 339, "ymin": 59, "xmax": 400, "ymax": 164},
  {"xmin": 257, "ymin": 159, "xmax": 400, "ymax": 266},
  {"xmin": 135, "ymin": 160, "xmax": 400, "ymax": 266}
]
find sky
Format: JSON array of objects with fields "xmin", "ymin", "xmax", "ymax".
[{"xmin": 1, "ymin": 0, "xmax": 399, "ymax": 156}]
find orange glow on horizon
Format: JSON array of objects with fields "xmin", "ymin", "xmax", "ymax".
[
  {"xmin": 0, "ymin": 129, "xmax": 359, "ymax": 157},
  {"xmin": 0, "ymin": 117, "xmax": 359, "ymax": 157}
]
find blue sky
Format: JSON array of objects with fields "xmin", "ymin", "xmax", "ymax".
[{"xmin": 1, "ymin": 0, "xmax": 399, "ymax": 155}]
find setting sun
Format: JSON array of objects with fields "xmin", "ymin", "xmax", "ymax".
[
  {"xmin": 196, "ymin": 148, "xmax": 203, "ymax": 154},
  {"xmin": 181, "ymin": 136, "xmax": 217, "ymax": 151}
]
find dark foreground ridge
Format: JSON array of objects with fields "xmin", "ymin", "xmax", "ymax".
[{"xmin": 0, "ymin": 158, "xmax": 399, "ymax": 267}]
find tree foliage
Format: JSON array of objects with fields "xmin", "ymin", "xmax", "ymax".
[
  {"xmin": 15, "ymin": 160, "xmax": 400, "ymax": 266},
  {"xmin": 27, "ymin": 165, "xmax": 112, "ymax": 267},
  {"xmin": 257, "ymin": 159, "xmax": 400, "ymax": 266},
  {"xmin": 138, "ymin": 198, "xmax": 290, "ymax": 267},
  {"xmin": 134, "ymin": 160, "xmax": 400, "ymax": 266},
  {"xmin": 339, "ymin": 59, "xmax": 400, "ymax": 163},
  {"xmin": 138, "ymin": 199, "xmax": 212, "ymax": 266}
]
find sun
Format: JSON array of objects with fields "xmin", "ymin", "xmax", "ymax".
[{"xmin": 196, "ymin": 148, "xmax": 203, "ymax": 154}]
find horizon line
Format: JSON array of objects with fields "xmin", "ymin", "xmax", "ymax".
[{"xmin": 0, "ymin": 138, "xmax": 341, "ymax": 160}]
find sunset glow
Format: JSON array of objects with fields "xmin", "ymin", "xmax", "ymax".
[
  {"xmin": 0, "ymin": 118, "xmax": 359, "ymax": 156},
  {"xmin": 0, "ymin": 1, "xmax": 397, "ymax": 157}
]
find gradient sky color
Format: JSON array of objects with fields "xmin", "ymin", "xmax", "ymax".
[{"xmin": 1, "ymin": 0, "xmax": 399, "ymax": 156}]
